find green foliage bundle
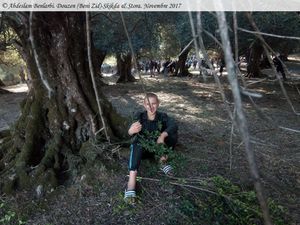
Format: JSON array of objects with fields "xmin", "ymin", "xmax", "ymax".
[
  {"xmin": 136, "ymin": 128, "xmax": 186, "ymax": 174},
  {"xmin": 203, "ymin": 176, "xmax": 286, "ymax": 225},
  {"xmin": 136, "ymin": 121, "xmax": 175, "ymax": 161},
  {"xmin": 138, "ymin": 131, "xmax": 175, "ymax": 160},
  {"xmin": 164, "ymin": 175, "xmax": 287, "ymax": 225},
  {"xmin": 0, "ymin": 200, "xmax": 26, "ymax": 225},
  {"xmin": 170, "ymin": 176, "xmax": 287, "ymax": 225}
]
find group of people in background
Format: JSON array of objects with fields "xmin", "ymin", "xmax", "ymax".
[
  {"xmin": 137, "ymin": 57, "xmax": 222, "ymax": 76},
  {"xmin": 135, "ymin": 53, "xmax": 287, "ymax": 80},
  {"xmin": 137, "ymin": 59, "xmax": 176, "ymax": 76}
]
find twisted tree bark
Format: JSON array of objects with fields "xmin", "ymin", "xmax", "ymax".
[
  {"xmin": 0, "ymin": 12, "xmax": 127, "ymax": 194},
  {"xmin": 116, "ymin": 53, "xmax": 136, "ymax": 83}
]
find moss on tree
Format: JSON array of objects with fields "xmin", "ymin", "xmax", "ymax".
[{"xmin": 0, "ymin": 12, "xmax": 128, "ymax": 194}]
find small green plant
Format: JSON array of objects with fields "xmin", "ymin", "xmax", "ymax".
[
  {"xmin": 0, "ymin": 200, "xmax": 26, "ymax": 225},
  {"xmin": 166, "ymin": 197, "xmax": 201, "ymax": 225},
  {"xmin": 200, "ymin": 176, "xmax": 287, "ymax": 225},
  {"xmin": 112, "ymin": 192, "xmax": 141, "ymax": 216},
  {"xmin": 179, "ymin": 199, "xmax": 198, "ymax": 218},
  {"xmin": 112, "ymin": 193, "xmax": 129, "ymax": 215}
]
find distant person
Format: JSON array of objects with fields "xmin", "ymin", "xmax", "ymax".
[
  {"xmin": 156, "ymin": 60, "xmax": 161, "ymax": 73},
  {"xmin": 211, "ymin": 58, "xmax": 215, "ymax": 69},
  {"xmin": 163, "ymin": 59, "xmax": 170, "ymax": 76},
  {"xmin": 19, "ymin": 67, "xmax": 26, "ymax": 84},
  {"xmin": 186, "ymin": 59, "xmax": 192, "ymax": 68},
  {"xmin": 169, "ymin": 61, "xmax": 176, "ymax": 74},
  {"xmin": 201, "ymin": 59, "xmax": 209, "ymax": 69},
  {"xmin": 273, "ymin": 56, "xmax": 287, "ymax": 81},
  {"xmin": 219, "ymin": 58, "xmax": 225, "ymax": 76},
  {"xmin": 192, "ymin": 59, "xmax": 198, "ymax": 69},
  {"xmin": 149, "ymin": 60, "xmax": 155, "ymax": 77}
]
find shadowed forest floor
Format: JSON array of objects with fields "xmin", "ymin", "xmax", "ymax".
[{"xmin": 0, "ymin": 65, "xmax": 299, "ymax": 224}]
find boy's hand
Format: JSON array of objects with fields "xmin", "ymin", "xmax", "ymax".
[
  {"xmin": 157, "ymin": 131, "xmax": 168, "ymax": 144},
  {"xmin": 128, "ymin": 121, "xmax": 142, "ymax": 136}
]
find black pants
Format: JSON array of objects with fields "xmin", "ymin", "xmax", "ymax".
[{"xmin": 128, "ymin": 136, "xmax": 177, "ymax": 171}]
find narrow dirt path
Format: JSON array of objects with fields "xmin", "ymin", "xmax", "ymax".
[{"xmin": 0, "ymin": 84, "xmax": 28, "ymax": 131}]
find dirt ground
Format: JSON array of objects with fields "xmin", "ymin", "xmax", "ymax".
[
  {"xmin": 0, "ymin": 84, "xmax": 28, "ymax": 132},
  {"xmin": 0, "ymin": 63, "xmax": 299, "ymax": 224}
]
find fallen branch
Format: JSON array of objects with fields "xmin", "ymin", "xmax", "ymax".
[
  {"xmin": 86, "ymin": 12, "xmax": 110, "ymax": 142},
  {"xmin": 216, "ymin": 9, "xmax": 273, "ymax": 225},
  {"xmin": 238, "ymin": 27, "xmax": 300, "ymax": 41}
]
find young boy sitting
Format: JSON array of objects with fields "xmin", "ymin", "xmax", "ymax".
[{"xmin": 124, "ymin": 92, "xmax": 178, "ymax": 202}]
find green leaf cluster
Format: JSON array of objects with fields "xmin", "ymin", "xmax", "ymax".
[
  {"xmin": 166, "ymin": 175, "xmax": 287, "ymax": 225},
  {"xmin": 201, "ymin": 176, "xmax": 287, "ymax": 225},
  {"xmin": 137, "ymin": 129, "xmax": 175, "ymax": 161},
  {"xmin": 0, "ymin": 200, "xmax": 26, "ymax": 225}
]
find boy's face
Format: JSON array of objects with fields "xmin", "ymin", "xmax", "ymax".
[{"xmin": 143, "ymin": 96, "xmax": 159, "ymax": 116}]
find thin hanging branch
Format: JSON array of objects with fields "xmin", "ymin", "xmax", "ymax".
[
  {"xmin": 188, "ymin": 11, "xmax": 207, "ymax": 82},
  {"xmin": 120, "ymin": 12, "xmax": 159, "ymax": 112},
  {"xmin": 233, "ymin": 12, "xmax": 239, "ymax": 65},
  {"xmin": 243, "ymin": 92, "xmax": 300, "ymax": 134},
  {"xmin": 296, "ymin": 86, "xmax": 300, "ymax": 96},
  {"xmin": 203, "ymin": 28, "xmax": 223, "ymax": 47},
  {"xmin": 228, "ymin": 15, "xmax": 300, "ymax": 134},
  {"xmin": 85, "ymin": 12, "xmax": 110, "ymax": 142},
  {"xmin": 192, "ymin": 12, "xmax": 234, "ymax": 120},
  {"xmin": 229, "ymin": 107, "xmax": 237, "ymax": 171},
  {"xmin": 172, "ymin": 38, "xmax": 194, "ymax": 65},
  {"xmin": 227, "ymin": 14, "xmax": 300, "ymax": 136},
  {"xmin": 238, "ymin": 27, "xmax": 300, "ymax": 41},
  {"xmin": 245, "ymin": 12, "xmax": 300, "ymax": 116},
  {"xmin": 29, "ymin": 12, "xmax": 53, "ymax": 98},
  {"xmin": 215, "ymin": 10, "xmax": 273, "ymax": 225},
  {"xmin": 189, "ymin": 11, "xmax": 239, "ymax": 172},
  {"xmin": 128, "ymin": 174, "xmax": 266, "ymax": 216},
  {"xmin": 119, "ymin": 12, "xmax": 147, "ymax": 95}
]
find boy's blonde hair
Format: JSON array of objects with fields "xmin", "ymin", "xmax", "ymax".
[{"xmin": 144, "ymin": 92, "xmax": 159, "ymax": 103}]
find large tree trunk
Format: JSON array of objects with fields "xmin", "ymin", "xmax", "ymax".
[
  {"xmin": 246, "ymin": 41, "xmax": 264, "ymax": 77},
  {"xmin": 0, "ymin": 12, "xmax": 127, "ymax": 194},
  {"xmin": 116, "ymin": 53, "xmax": 136, "ymax": 83},
  {"xmin": 91, "ymin": 38, "xmax": 106, "ymax": 77},
  {"xmin": 0, "ymin": 78, "xmax": 5, "ymax": 87},
  {"xmin": 0, "ymin": 79, "xmax": 9, "ymax": 94},
  {"xmin": 174, "ymin": 47, "xmax": 191, "ymax": 77}
]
